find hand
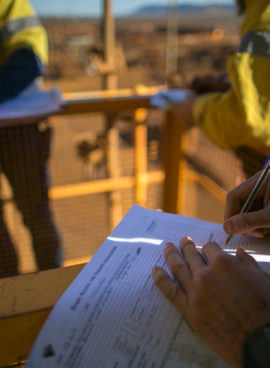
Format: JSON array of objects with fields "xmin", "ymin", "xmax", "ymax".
[
  {"xmin": 223, "ymin": 170, "xmax": 270, "ymax": 238},
  {"xmin": 170, "ymin": 90, "xmax": 198, "ymax": 130},
  {"xmin": 152, "ymin": 237, "xmax": 270, "ymax": 367},
  {"xmin": 190, "ymin": 73, "xmax": 231, "ymax": 94}
]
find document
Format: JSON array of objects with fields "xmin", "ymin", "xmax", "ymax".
[
  {"xmin": 150, "ymin": 89, "xmax": 188, "ymax": 110},
  {"xmin": 25, "ymin": 204, "xmax": 270, "ymax": 368},
  {"xmin": 0, "ymin": 83, "xmax": 64, "ymax": 126}
]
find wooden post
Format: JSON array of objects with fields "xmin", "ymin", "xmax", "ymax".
[
  {"xmin": 162, "ymin": 111, "xmax": 186, "ymax": 214},
  {"xmin": 134, "ymin": 108, "xmax": 148, "ymax": 206},
  {"xmin": 102, "ymin": 1, "xmax": 121, "ymax": 230},
  {"xmin": 165, "ymin": 0, "xmax": 179, "ymax": 83},
  {"xmin": 106, "ymin": 117, "xmax": 123, "ymax": 230},
  {"xmin": 102, "ymin": 0, "xmax": 117, "ymax": 90}
]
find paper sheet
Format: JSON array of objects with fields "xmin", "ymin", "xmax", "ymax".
[
  {"xmin": 26, "ymin": 204, "xmax": 270, "ymax": 368},
  {"xmin": 150, "ymin": 89, "xmax": 188, "ymax": 110},
  {"xmin": 0, "ymin": 83, "xmax": 64, "ymax": 123}
]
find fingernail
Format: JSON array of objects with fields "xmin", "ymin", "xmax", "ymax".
[
  {"xmin": 164, "ymin": 242, "xmax": 173, "ymax": 253},
  {"xmin": 236, "ymin": 247, "xmax": 245, "ymax": 255},
  {"xmin": 180, "ymin": 236, "xmax": 192, "ymax": 247}
]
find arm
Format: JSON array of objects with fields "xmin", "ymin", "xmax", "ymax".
[
  {"xmin": 175, "ymin": 49, "xmax": 270, "ymax": 149},
  {"xmin": 190, "ymin": 73, "xmax": 231, "ymax": 95},
  {"xmin": 152, "ymin": 238, "xmax": 270, "ymax": 367},
  {"xmin": 169, "ymin": 83, "xmax": 245, "ymax": 146},
  {"xmin": 0, "ymin": 48, "xmax": 43, "ymax": 103},
  {"xmin": 223, "ymin": 171, "xmax": 270, "ymax": 238},
  {"xmin": 192, "ymin": 87, "xmax": 248, "ymax": 149}
]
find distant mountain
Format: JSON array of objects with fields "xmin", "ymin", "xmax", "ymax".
[{"xmin": 133, "ymin": 4, "xmax": 235, "ymax": 17}]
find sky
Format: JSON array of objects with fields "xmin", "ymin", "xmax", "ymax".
[{"xmin": 31, "ymin": 0, "xmax": 233, "ymax": 18}]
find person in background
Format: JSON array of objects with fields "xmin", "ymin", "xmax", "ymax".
[
  {"xmin": 153, "ymin": 170, "xmax": 270, "ymax": 368},
  {"xmin": 172, "ymin": 0, "xmax": 270, "ymax": 175},
  {"xmin": 0, "ymin": 0, "xmax": 62, "ymax": 277}
]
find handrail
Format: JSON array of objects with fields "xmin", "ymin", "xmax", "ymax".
[
  {"xmin": 0, "ymin": 85, "xmax": 230, "ymax": 367},
  {"xmin": 0, "ymin": 264, "xmax": 85, "ymax": 367},
  {"xmin": 62, "ymin": 86, "xmax": 163, "ymax": 115}
]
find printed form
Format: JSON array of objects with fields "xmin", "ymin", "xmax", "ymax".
[{"xmin": 26, "ymin": 204, "xmax": 270, "ymax": 368}]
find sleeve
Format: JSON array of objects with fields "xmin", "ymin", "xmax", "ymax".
[
  {"xmin": 192, "ymin": 88, "xmax": 247, "ymax": 149},
  {"xmin": 192, "ymin": 53, "xmax": 270, "ymax": 150},
  {"xmin": 0, "ymin": 48, "xmax": 43, "ymax": 103}
]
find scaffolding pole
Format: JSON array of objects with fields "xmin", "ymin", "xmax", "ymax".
[
  {"xmin": 165, "ymin": 0, "xmax": 179, "ymax": 85},
  {"xmin": 102, "ymin": 0, "xmax": 118, "ymax": 90},
  {"xmin": 102, "ymin": 0, "xmax": 122, "ymax": 229}
]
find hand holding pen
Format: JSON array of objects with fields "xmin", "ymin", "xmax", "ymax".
[{"xmin": 224, "ymin": 155, "xmax": 270, "ymax": 244}]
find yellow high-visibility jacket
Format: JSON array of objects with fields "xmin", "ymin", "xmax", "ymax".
[
  {"xmin": 0, "ymin": 0, "xmax": 48, "ymax": 66},
  {"xmin": 193, "ymin": 0, "xmax": 270, "ymax": 150}
]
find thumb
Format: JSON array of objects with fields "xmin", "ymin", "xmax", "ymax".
[{"xmin": 223, "ymin": 209, "xmax": 270, "ymax": 236}]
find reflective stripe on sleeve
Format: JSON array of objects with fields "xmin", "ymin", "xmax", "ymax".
[
  {"xmin": 237, "ymin": 31, "xmax": 270, "ymax": 58},
  {"xmin": 0, "ymin": 16, "xmax": 41, "ymax": 43}
]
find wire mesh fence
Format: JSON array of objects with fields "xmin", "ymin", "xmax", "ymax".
[{"xmin": 0, "ymin": 107, "xmax": 254, "ymax": 277}]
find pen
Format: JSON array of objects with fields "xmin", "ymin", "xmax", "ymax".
[{"xmin": 225, "ymin": 154, "xmax": 270, "ymax": 245}]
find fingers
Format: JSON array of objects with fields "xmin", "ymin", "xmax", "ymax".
[
  {"xmin": 202, "ymin": 242, "xmax": 223, "ymax": 262},
  {"xmin": 152, "ymin": 266, "xmax": 188, "ymax": 313},
  {"xmin": 223, "ymin": 209, "xmax": 270, "ymax": 237},
  {"xmin": 236, "ymin": 247, "xmax": 261, "ymax": 269},
  {"xmin": 224, "ymin": 172, "xmax": 262, "ymax": 221},
  {"xmin": 180, "ymin": 236, "xmax": 206, "ymax": 273},
  {"xmin": 152, "ymin": 240, "xmax": 195, "ymax": 315},
  {"xmin": 161, "ymin": 238, "xmax": 207, "ymax": 292},
  {"xmin": 163, "ymin": 242, "xmax": 192, "ymax": 291}
]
